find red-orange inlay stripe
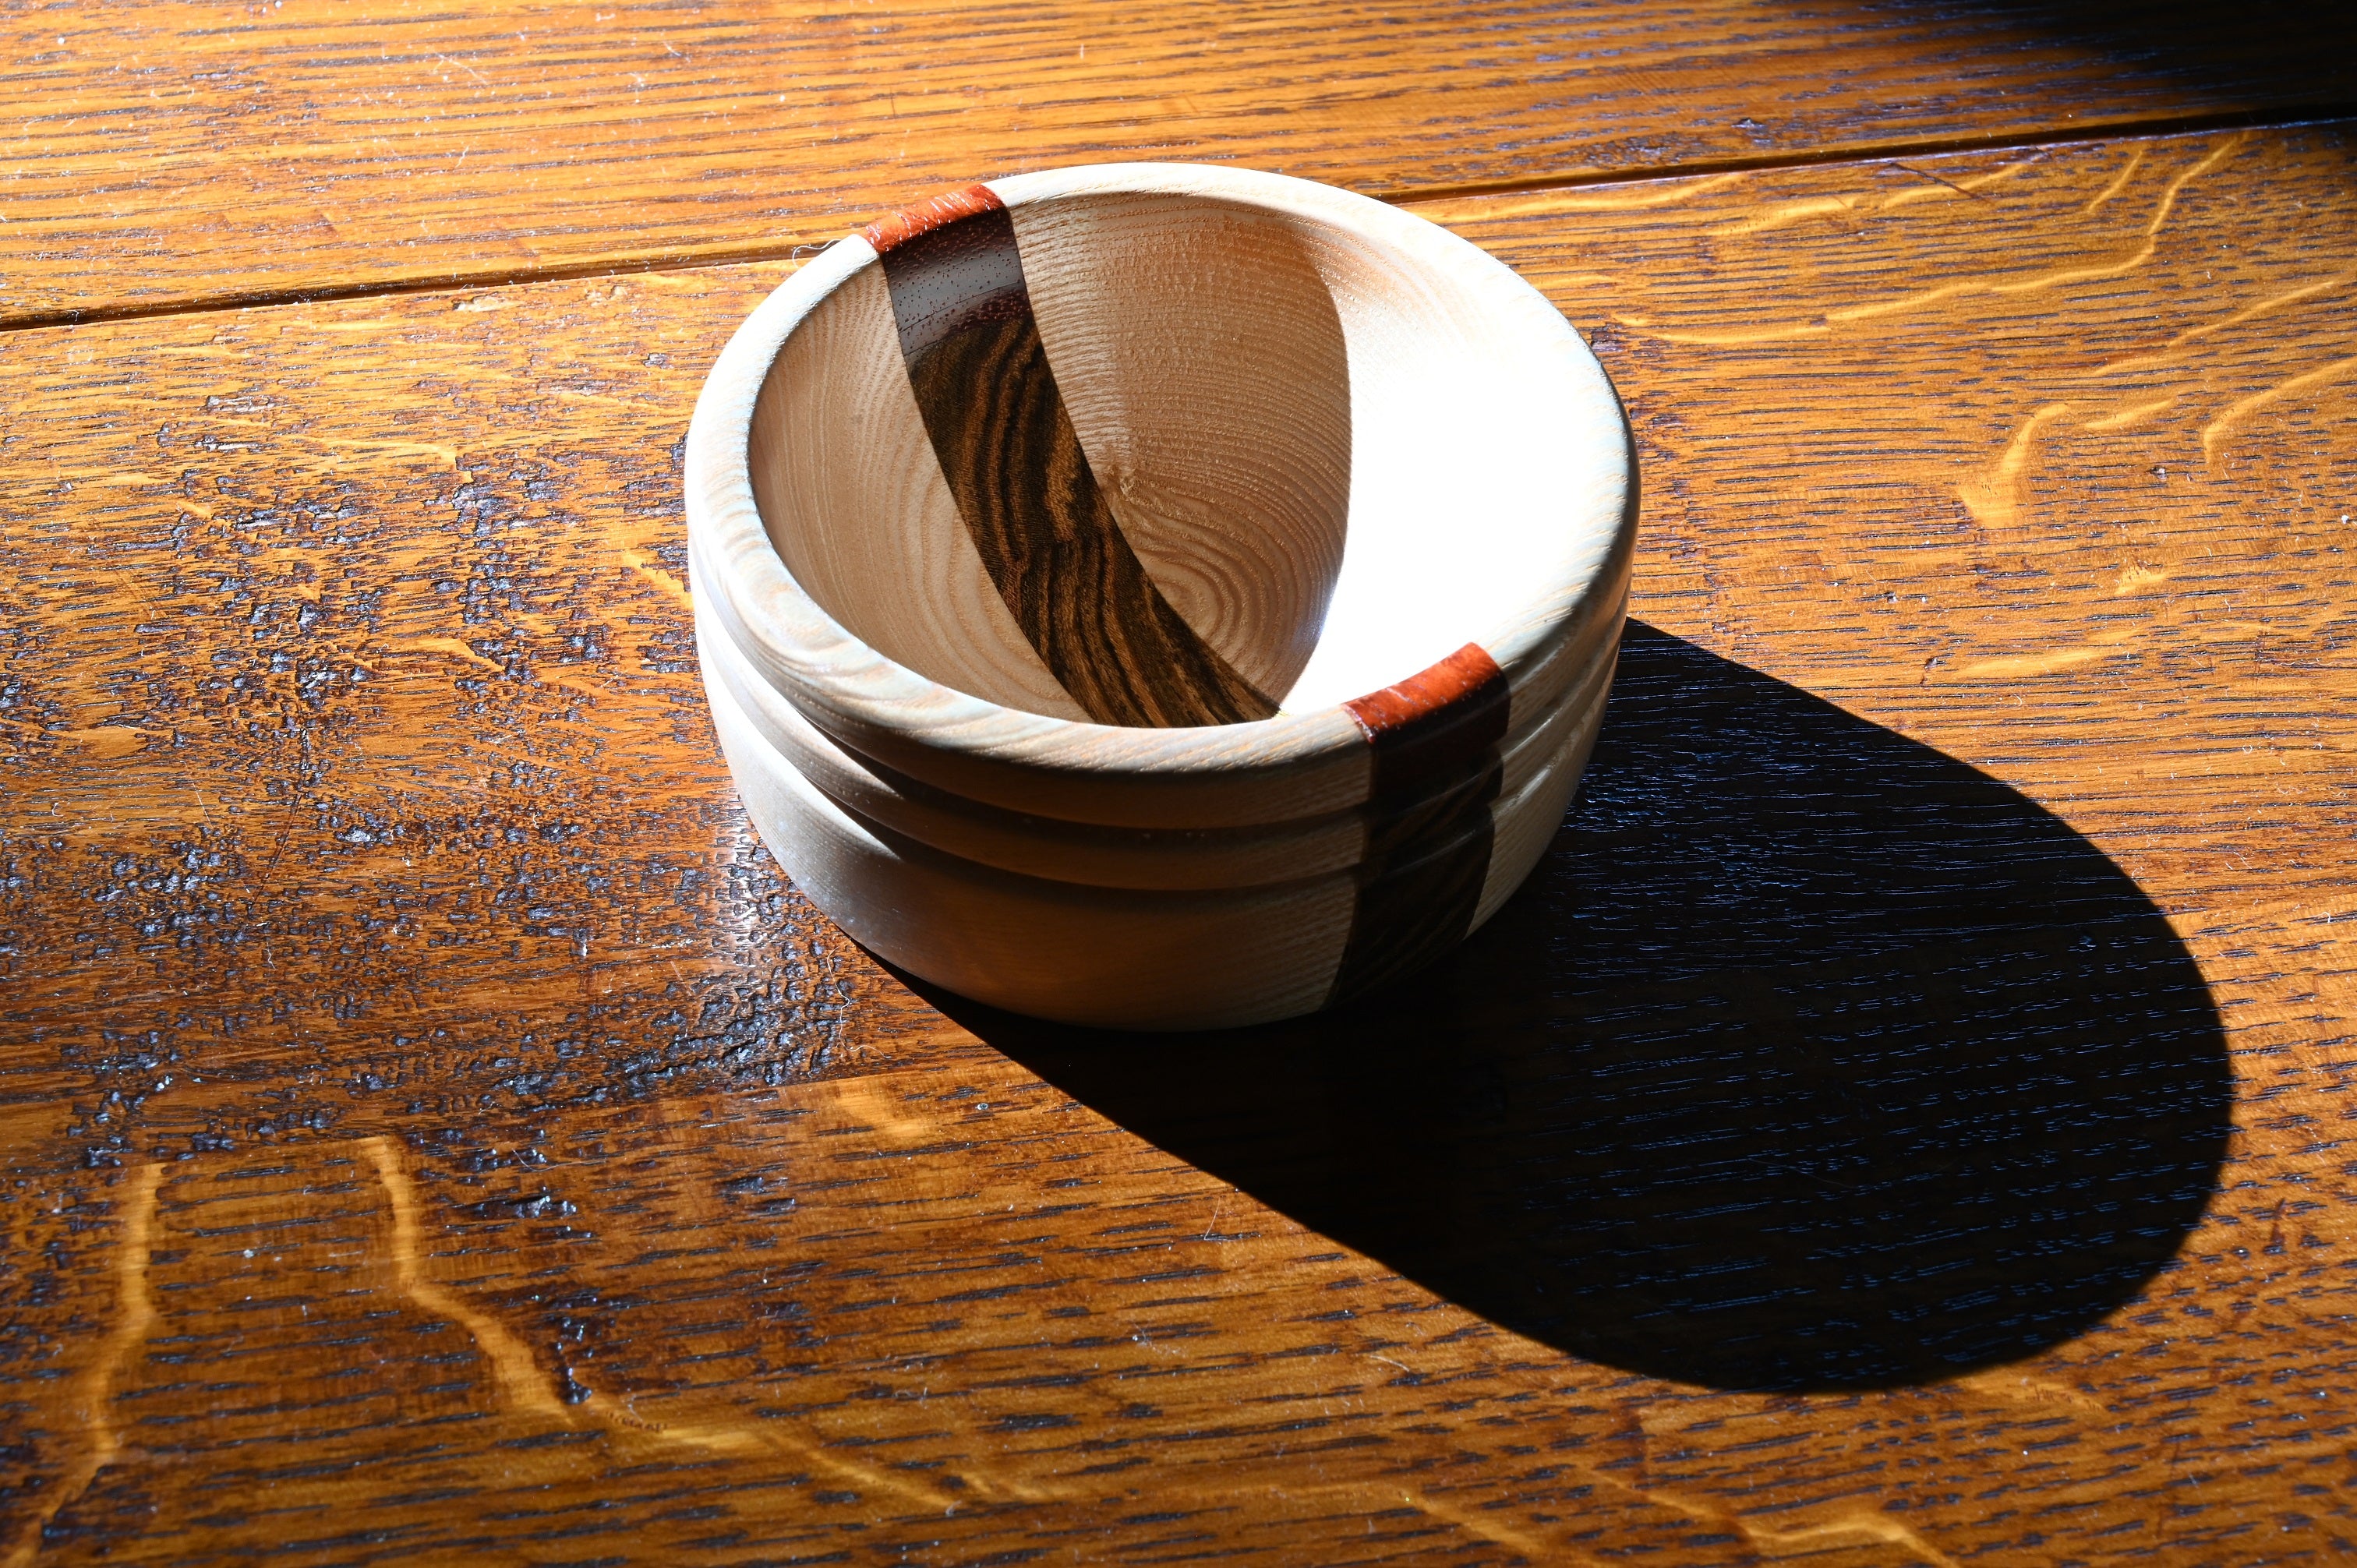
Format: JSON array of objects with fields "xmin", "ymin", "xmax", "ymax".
[
  {"xmin": 860, "ymin": 183, "xmax": 1007, "ymax": 256},
  {"xmin": 1341, "ymin": 643, "xmax": 1504, "ymax": 742}
]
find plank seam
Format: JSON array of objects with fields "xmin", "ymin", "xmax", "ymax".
[{"xmin": 5, "ymin": 103, "xmax": 2350, "ymax": 334}]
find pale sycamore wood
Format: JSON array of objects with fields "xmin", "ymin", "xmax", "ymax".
[
  {"xmin": 704, "ymin": 646, "xmax": 1346, "ymax": 1028},
  {"xmin": 693, "ymin": 164, "xmax": 1635, "ymax": 1021},
  {"xmin": 705, "ymin": 631, "xmax": 1601, "ymax": 1028}
]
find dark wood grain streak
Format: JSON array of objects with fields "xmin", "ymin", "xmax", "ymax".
[
  {"xmin": 1328, "ymin": 645, "xmax": 1511, "ymax": 1002},
  {"xmin": 879, "ymin": 201, "xmax": 1277, "ymax": 727}
]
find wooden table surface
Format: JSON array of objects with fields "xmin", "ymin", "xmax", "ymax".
[{"xmin": 5, "ymin": 4, "xmax": 2357, "ymax": 1562}]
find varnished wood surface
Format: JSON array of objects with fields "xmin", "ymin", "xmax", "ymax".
[
  {"xmin": 5, "ymin": 0, "xmax": 2357, "ymax": 325},
  {"xmin": 5, "ymin": 62, "xmax": 2357, "ymax": 1568}
]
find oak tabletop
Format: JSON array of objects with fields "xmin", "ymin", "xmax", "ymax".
[{"xmin": 5, "ymin": 5, "xmax": 2357, "ymax": 1564}]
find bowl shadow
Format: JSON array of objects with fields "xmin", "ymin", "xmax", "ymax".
[{"xmin": 913, "ymin": 621, "xmax": 2233, "ymax": 1391}]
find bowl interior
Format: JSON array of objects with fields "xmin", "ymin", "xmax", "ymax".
[{"xmin": 749, "ymin": 185, "xmax": 1591, "ymax": 727}]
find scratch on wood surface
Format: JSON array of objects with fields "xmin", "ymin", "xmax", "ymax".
[
  {"xmin": 1648, "ymin": 147, "xmax": 2022, "ymax": 253},
  {"xmin": 2200, "ymin": 354, "xmax": 2357, "ymax": 465},
  {"xmin": 1959, "ymin": 401, "xmax": 2072, "ymax": 529},
  {"xmin": 1956, "ymin": 142, "xmax": 2232, "ymax": 305},
  {"xmin": 364, "ymin": 1135, "xmax": 573, "ymax": 1421},
  {"xmin": 2096, "ymin": 273, "xmax": 2346, "ymax": 377},
  {"xmin": 2082, "ymin": 394, "xmax": 2179, "ymax": 431},
  {"xmin": 1880, "ymin": 153, "xmax": 2044, "ymax": 212},
  {"xmin": 1957, "ymin": 645, "xmax": 2123, "ymax": 680},
  {"xmin": 619, "ymin": 546, "xmax": 693, "ymax": 607},
  {"xmin": 534, "ymin": 669, "xmax": 625, "ymax": 705},
  {"xmin": 1827, "ymin": 138, "xmax": 2239, "ymax": 327},
  {"xmin": 2083, "ymin": 144, "xmax": 2147, "ymax": 211},
  {"xmin": 429, "ymin": 49, "xmax": 489, "ymax": 87},
  {"xmin": 1746, "ymin": 1511, "xmax": 1963, "ymax": 1567},
  {"xmin": 394, "ymin": 636, "xmax": 508, "ymax": 675},
  {"xmin": 4, "ymin": 1164, "xmax": 161, "ymax": 1568},
  {"xmin": 359, "ymin": 1136, "xmax": 955, "ymax": 1510},
  {"xmin": 2113, "ymin": 563, "xmax": 2171, "ymax": 595}
]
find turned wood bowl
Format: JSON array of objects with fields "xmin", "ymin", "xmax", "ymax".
[{"xmin": 687, "ymin": 162, "xmax": 1637, "ymax": 1029}]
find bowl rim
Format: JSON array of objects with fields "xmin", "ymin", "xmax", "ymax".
[{"xmin": 686, "ymin": 160, "xmax": 1638, "ymax": 801}]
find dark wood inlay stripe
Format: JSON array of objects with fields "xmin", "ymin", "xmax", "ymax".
[
  {"xmin": 871, "ymin": 189, "xmax": 1278, "ymax": 729},
  {"xmin": 1328, "ymin": 643, "xmax": 1510, "ymax": 1004}
]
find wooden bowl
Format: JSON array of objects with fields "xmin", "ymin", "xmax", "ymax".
[{"xmin": 687, "ymin": 162, "xmax": 1637, "ymax": 1027}]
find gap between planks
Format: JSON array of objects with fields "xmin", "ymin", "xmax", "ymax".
[{"xmin": 5, "ymin": 102, "xmax": 2352, "ymax": 336}]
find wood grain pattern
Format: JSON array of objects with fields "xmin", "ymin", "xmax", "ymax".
[
  {"xmin": 1010, "ymin": 191, "xmax": 1354, "ymax": 700},
  {"xmin": 747, "ymin": 250, "xmax": 1092, "ymax": 720},
  {"xmin": 880, "ymin": 196, "xmax": 1279, "ymax": 726},
  {"xmin": 705, "ymin": 664, "xmax": 1355, "ymax": 1029},
  {"xmin": 1326, "ymin": 758, "xmax": 1502, "ymax": 1007},
  {"xmin": 5, "ymin": 0, "xmax": 2356, "ymax": 324},
  {"xmin": 1344, "ymin": 642, "xmax": 1511, "ymax": 796},
  {"xmin": 0, "ymin": 259, "xmax": 949, "ymax": 1180},
  {"xmin": 5, "ymin": 118, "xmax": 2357, "ymax": 1560}
]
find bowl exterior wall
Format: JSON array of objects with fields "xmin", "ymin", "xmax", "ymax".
[
  {"xmin": 701, "ymin": 609, "xmax": 1620, "ymax": 1028},
  {"xmin": 699, "ymin": 589, "xmax": 1622, "ymax": 891}
]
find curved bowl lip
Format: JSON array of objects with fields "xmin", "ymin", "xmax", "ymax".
[{"xmin": 686, "ymin": 159, "xmax": 1638, "ymax": 794}]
